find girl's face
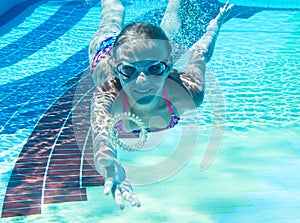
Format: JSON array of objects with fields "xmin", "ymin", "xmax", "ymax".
[{"xmin": 113, "ymin": 40, "xmax": 171, "ymax": 106}]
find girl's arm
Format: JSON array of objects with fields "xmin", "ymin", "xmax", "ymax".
[
  {"xmin": 190, "ymin": 1, "xmax": 233, "ymax": 64},
  {"xmin": 89, "ymin": 0, "xmax": 124, "ymax": 61},
  {"xmin": 177, "ymin": 2, "xmax": 233, "ymax": 107},
  {"xmin": 91, "ymin": 77, "xmax": 123, "ymax": 180},
  {"xmin": 91, "ymin": 77, "xmax": 141, "ymax": 209}
]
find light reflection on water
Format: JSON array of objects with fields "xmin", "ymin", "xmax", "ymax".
[{"xmin": 0, "ymin": 0, "xmax": 299, "ymax": 222}]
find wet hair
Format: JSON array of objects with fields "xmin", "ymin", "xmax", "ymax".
[{"xmin": 113, "ymin": 22, "xmax": 172, "ymax": 56}]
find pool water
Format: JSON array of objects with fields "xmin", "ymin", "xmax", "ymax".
[{"xmin": 0, "ymin": 0, "xmax": 299, "ymax": 222}]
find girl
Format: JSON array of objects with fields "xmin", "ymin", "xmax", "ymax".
[{"xmin": 90, "ymin": 0, "xmax": 233, "ymax": 209}]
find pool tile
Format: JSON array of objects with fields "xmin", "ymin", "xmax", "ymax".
[
  {"xmin": 4, "ymin": 187, "xmax": 42, "ymax": 195},
  {"xmin": 7, "ymin": 179, "xmax": 44, "ymax": 188},
  {"xmin": 260, "ymin": 207, "xmax": 300, "ymax": 221},
  {"xmin": 213, "ymin": 213, "xmax": 238, "ymax": 223},
  {"xmin": 13, "ymin": 157, "xmax": 49, "ymax": 164},
  {"xmin": 47, "ymin": 164, "xmax": 79, "ymax": 171},
  {"xmin": 45, "ymin": 181, "xmax": 80, "ymax": 189},
  {"xmin": 235, "ymin": 212, "xmax": 265, "ymax": 223},
  {"xmin": 44, "ymin": 189, "xmax": 87, "ymax": 204},
  {"xmin": 44, "ymin": 194, "xmax": 87, "ymax": 205},
  {"xmin": 4, "ymin": 193, "xmax": 41, "ymax": 202},
  {"xmin": 1, "ymin": 207, "xmax": 41, "ymax": 218},
  {"xmin": 46, "ymin": 169, "xmax": 80, "ymax": 177},
  {"xmin": 3, "ymin": 200, "xmax": 41, "ymax": 209},
  {"xmin": 42, "ymin": 200, "xmax": 91, "ymax": 222},
  {"xmin": 1, "ymin": 1, "xmax": 300, "ymax": 222},
  {"xmin": 44, "ymin": 188, "xmax": 86, "ymax": 197},
  {"xmin": 212, "ymin": 206, "xmax": 235, "ymax": 214},
  {"xmin": 245, "ymin": 190, "xmax": 298, "ymax": 210}
]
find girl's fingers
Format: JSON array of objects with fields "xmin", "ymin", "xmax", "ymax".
[
  {"xmin": 121, "ymin": 190, "xmax": 141, "ymax": 207},
  {"xmin": 103, "ymin": 178, "xmax": 114, "ymax": 195},
  {"xmin": 114, "ymin": 187, "xmax": 125, "ymax": 210},
  {"xmin": 119, "ymin": 185, "xmax": 141, "ymax": 207}
]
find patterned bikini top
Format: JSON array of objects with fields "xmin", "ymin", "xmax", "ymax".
[{"xmin": 114, "ymin": 87, "xmax": 180, "ymax": 137}]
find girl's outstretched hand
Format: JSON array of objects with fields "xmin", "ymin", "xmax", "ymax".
[
  {"xmin": 104, "ymin": 178, "xmax": 141, "ymax": 210},
  {"xmin": 101, "ymin": 162, "xmax": 141, "ymax": 209},
  {"xmin": 217, "ymin": 1, "xmax": 234, "ymax": 25}
]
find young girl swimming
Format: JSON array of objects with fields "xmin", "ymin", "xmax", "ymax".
[{"xmin": 90, "ymin": 0, "xmax": 233, "ymax": 209}]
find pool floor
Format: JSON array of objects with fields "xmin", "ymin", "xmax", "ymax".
[{"xmin": 0, "ymin": 0, "xmax": 299, "ymax": 222}]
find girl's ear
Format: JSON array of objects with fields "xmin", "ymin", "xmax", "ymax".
[
  {"xmin": 169, "ymin": 55, "xmax": 174, "ymax": 65},
  {"xmin": 165, "ymin": 55, "xmax": 174, "ymax": 73}
]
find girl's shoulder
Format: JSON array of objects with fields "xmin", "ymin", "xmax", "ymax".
[
  {"xmin": 166, "ymin": 69, "xmax": 203, "ymax": 110},
  {"xmin": 96, "ymin": 76, "xmax": 122, "ymax": 93}
]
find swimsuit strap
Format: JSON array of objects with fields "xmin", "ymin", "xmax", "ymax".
[
  {"xmin": 123, "ymin": 94, "xmax": 128, "ymax": 111},
  {"xmin": 163, "ymin": 87, "xmax": 175, "ymax": 115},
  {"xmin": 123, "ymin": 87, "xmax": 174, "ymax": 115}
]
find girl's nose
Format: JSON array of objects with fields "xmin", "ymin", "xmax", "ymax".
[{"xmin": 135, "ymin": 72, "xmax": 147, "ymax": 84}]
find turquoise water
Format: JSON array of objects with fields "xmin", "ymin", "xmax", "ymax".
[{"xmin": 0, "ymin": 0, "xmax": 299, "ymax": 222}]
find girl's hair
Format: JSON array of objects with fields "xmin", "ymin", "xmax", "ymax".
[{"xmin": 113, "ymin": 22, "xmax": 172, "ymax": 55}]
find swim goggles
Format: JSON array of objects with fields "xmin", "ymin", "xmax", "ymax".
[{"xmin": 114, "ymin": 59, "xmax": 170, "ymax": 79}]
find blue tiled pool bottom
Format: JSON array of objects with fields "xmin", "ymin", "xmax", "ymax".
[{"xmin": 0, "ymin": 0, "xmax": 300, "ymax": 222}]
